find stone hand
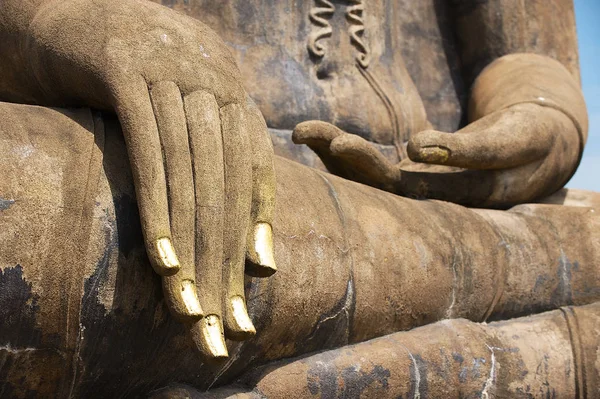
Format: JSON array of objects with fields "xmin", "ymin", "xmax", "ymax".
[
  {"xmin": 293, "ymin": 103, "xmax": 578, "ymax": 208},
  {"xmin": 294, "ymin": 54, "xmax": 587, "ymax": 208},
  {"xmin": 401, "ymin": 102, "xmax": 580, "ymax": 207},
  {"xmin": 21, "ymin": 0, "xmax": 276, "ymax": 357},
  {"xmin": 292, "ymin": 121, "xmax": 402, "ymax": 193}
]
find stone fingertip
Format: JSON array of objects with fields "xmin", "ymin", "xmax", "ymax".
[{"xmin": 156, "ymin": 237, "xmax": 181, "ymax": 276}]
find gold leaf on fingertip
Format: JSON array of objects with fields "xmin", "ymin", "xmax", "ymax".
[
  {"xmin": 230, "ymin": 296, "xmax": 256, "ymax": 335},
  {"xmin": 253, "ymin": 223, "xmax": 277, "ymax": 271},
  {"xmin": 201, "ymin": 315, "xmax": 228, "ymax": 358},
  {"xmin": 181, "ymin": 280, "xmax": 203, "ymax": 318},
  {"xmin": 418, "ymin": 146, "xmax": 450, "ymax": 164},
  {"xmin": 156, "ymin": 237, "xmax": 180, "ymax": 273}
]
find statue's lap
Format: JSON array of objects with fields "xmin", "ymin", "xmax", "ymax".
[{"xmin": 1, "ymin": 101, "xmax": 600, "ymax": 396}]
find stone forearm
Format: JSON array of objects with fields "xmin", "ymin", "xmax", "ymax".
[
  {"xmin": 0, "ymin": 0, "xmax": 54, "ymax": 103},
  {"xmin": 450, "ymin": 0, "xmax": 580, "ymax": 86},
  {"xmin": 0, "ymin": 0, "xmax": 50, "ymax": 30},
  {"xmin": 470, "ymin": 53, "xmax": 588, "ymax": 145}
]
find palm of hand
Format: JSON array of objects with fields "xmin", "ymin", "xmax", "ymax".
[{"xmin": 294, "ymin": 103, "xmax": 580, "ymax": 208}]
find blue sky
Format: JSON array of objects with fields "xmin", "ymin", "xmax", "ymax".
[{"xmin": 567, "ymin": 0, "xmax": 600, "ymax": 191}]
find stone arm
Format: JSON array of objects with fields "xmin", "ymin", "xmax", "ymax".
[
  {"xmin": 450, "ymin": 0, "xmax": 582, "ymax": 88},
  {"xmin": 294, "ymin": 0, "xmax": 587, "ymax": 209},
  {"xmin": 0, "ymin": 0, "xmax": 279, "ymax": 358},
  {"xmin": 0, "ymin": 0, "xmax": 50, "ymax": 103},
  {"xmin": 442, "ymin": 0, "xmax": 587, "ymax": 202},
  {"xmin": 1, "ymin": 103, "xmax": 599, "ymax": 396}
]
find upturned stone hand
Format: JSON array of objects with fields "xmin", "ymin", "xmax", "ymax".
[
  {"xmin": 0, "ymin": 0, "xmax": 277, "ymax": 358},
  {"xmin": 294, "ymin": 53, "xmax": 587, "ymax": 208}
]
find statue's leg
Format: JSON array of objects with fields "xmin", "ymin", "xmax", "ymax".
[
  {"xmin": 1, "ymin": 101, "xmax": 600, "ymax": 396},
  {"xmin": 538, "ymin": 187, "xmax": 600, "ymax": 209},
  {"xmin": 0, "ymin": 103, "xmax": 109, "ymax": 397},
  {"xmin": 150, "ymin": 302, "xmax": 600, "ymax": 398}
]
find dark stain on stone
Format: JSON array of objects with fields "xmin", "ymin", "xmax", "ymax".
[
  {"xmin": 550, "ymin": 254, "xmax": 577, "ymax": 307},
  {"xmin": 340, "ymin": 364, "xmax": 391, "ymax": 397},
  {"xmin": 452, "ymin": 352, "xmax": 464, "ymax": 364},
  {"xmin": 235, "ymin": 1, "xmax": 258, "ymax": 26},
  {"xmin": 453, "ymin": 352, "xmax": 469, "ymax": 383},
  {"xmin": 80, "ymin": 235, "xmax": 113, "ymax": 329},
  {"xmin": 0, "ymin": 197, "xmax": 15, "ymax": 211},
  {"xmin": 73, "ymin": 194, "xmax": 193, "ymax": 397},
  {"xmin": 534, "ymin": 274, "xmax": 550, "ymax": 292},
  {"xmin": 0, "ymin": 266, "xmax": 54, "ymax": 399},
  {"xmin": 0, "ymin": 265, "xmax": 43, "ymax": 348},
  {"xmin": 471, "ymin": 357, "xmax": 486, "ymax": 379},
  {"xmin": 305, "ymin": 352, "xmax": 391, "ymax": 397},
  {"xmin": 459, "ymin": 366, "xmax": 468, "ymax": 383},
  {"xmin": 490, "ymin": 255, "xmax": 581, "ymax": 322},
  {"xmin": 307, "ymin": 353, "xmax": 338, "ymax": 397}
]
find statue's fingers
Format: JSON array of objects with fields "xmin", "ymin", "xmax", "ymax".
[
  {"xmin": 292, "ymin": 121, "xmax": 378, "ymax": 180},
  {"xmin": 149, "ymin": 81, "xmax": 203, "ymax": 322},
  {"xmin": 292, "ymin": 120, "xmax": 343, "ymax": 148},
  {"xmin": 407, "ymin": 104, "xmax": 554, "ymax": 170},
  {"xmin": 220, "ymin": 103, "xmax": 255, "ymax": 340},
  {"xmin": 184, "ymin": 90, "xmax": 228, "ymax": 359},
  {"xmin": 244, "ymin": 99, "xmax": 277, "ymax": 278},
  {"xmin": 329, "ymin": 134, "xmax": 400, "ymax": 185},
  {"xmin": 113, "ymin": 76, "xmax": 180, "ymax": 276}
]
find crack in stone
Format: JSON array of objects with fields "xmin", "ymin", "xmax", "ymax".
[
  {"xmin": 400, "ymin": 345, "xmax": 421, "ymax": 399},
  {"xmin": 0, "ymin": 345, "xmax": 39, "ymax": 354},
  {"xmin": 446, "ymin": 252, "xmax": 459, "ymax": 319},
  {"xmin": 481, "ymin": 345, "xmax": 497, "ymax": 399},
  {"xmin": 314, "ymin": 279, "xmax": 354, "ymax": 331},
  {"xmin": 0, "ymin": 344, "xmax": 65, "ymax": 358}
]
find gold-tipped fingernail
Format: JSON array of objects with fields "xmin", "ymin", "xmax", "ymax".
[
  {"xmin": 156, "ymin": 237, "xmax": 180, "ymax": 274},
  {"xmin": 201, "ymin": 315, "xmax": 228, "ymax": 358},
  {"xmin": 181, "ymin": 280, "xmax": 203, "ymax": 318},
  {"xmin": 419, "ymin": 146, "xmax": 450, "ymax": 163},
  {"xmin": 254, "ymin": 223, "xmax": 277, "ymax": 271},
  {"xmin": 230, "ymin": 296, "xmax": 256, "ymax": 335}
]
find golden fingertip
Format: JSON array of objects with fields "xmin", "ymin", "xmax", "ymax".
[
  {"xmin": 156, "ymin": 237, "xmax": 180, "ymax": 275},
  {"xmin": 418, "ymin": 146, "xmax": 450, "ymax": 164},
  {"xmin": 230, "ymin": 296, "xmax": 256, "ymax": 335},
  {"xmin": 201, "ymin": 315, "xmax": 228, "ymax": 359},
  {"xmin": 253, "ymin": 223, "xmax": 277, "ymax": 272},
  {"xmin": 181, "ymin": 280, "xmax": 203, "ymax": 318}
]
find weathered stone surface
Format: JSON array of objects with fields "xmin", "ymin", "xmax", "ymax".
[
  {"xmin": 156, "ymin": 303, "xmax": 600, "ymax": 398},
  {"xmin": 1, "ymin": 103, "xmax": 599, "ymax": 397},
  {"xmin": 0, "ymin": 0, "xmax": 595, "ymax": 396}
]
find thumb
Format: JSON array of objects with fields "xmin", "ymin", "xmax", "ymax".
[{"xmin": 407, "ymin": 104, "xmax": 555, "ymax": 170}]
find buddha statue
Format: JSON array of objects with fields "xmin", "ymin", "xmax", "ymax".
[
  {"xmin": 0, "ymin": 0, "xmax": 597, "ymax": 397},
  {"xmin": 156, "ymin": 0, "xmax": 587, "ymax": 208}
]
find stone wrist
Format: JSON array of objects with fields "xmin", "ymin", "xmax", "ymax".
[{"xmin": 469, "ymin": 53, "xmax": 588, "ymax": 149}]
